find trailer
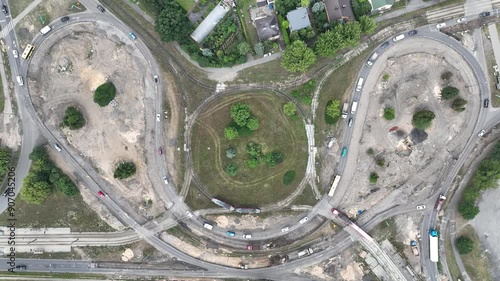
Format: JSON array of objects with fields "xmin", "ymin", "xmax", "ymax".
[{"xmin": 429, "ymin": 229, "xmax": 438, "ymax": 262}]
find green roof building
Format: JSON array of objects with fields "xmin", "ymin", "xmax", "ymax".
[{"xmin": 369, "ymin": 0, "xmax": 395, "ymax": 11}]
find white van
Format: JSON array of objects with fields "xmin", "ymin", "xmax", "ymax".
[
  {"xmin": 40, "ymin": 25, "xmax": 51, "ymax": 35},
  {"xmin": 356, "ymin": 77, "xmax": 364, "ymax": 92},
  {"xmin": 203, "ymin": 223, "xmax": 213, "ymax": 230},
  {"xmin": 392, "ymin": 34, "xmax": 405, "ymax": 42},
  {"xmin": 16, "ymin": 76, "xmax": 23, "ymax": 86}
]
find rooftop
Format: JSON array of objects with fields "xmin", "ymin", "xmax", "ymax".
[
  {"xmin": 324, "ymin": 0, "xmax": 354, "ymax": 23},
  {"xmin": 286, "ymin": 7, "xmax": 311, "ymax": 32},
  {"xmin": 190, "ymin": 3, "xmax": 230, "ymax": 43}
]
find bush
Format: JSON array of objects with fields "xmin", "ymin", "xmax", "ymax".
[
  {"xmin": 224, "ymin": 127, "xmax": 239, "ymax": 140},
  {"xmin": 283, "ymin": 170, "xmax": 296, "ymax": 185},
  {"xmin": 458, "ymin": 199, "xmax": 479, "ymax": 220},
  {"xmin": 291, "ymin": 80, "xmax": 315, "ymax": 105},
  {"xmin": 383, "ymin": 107, "xmax": 395, "ymax": 120},
  {"xmin": 94, "ymin": 82, "xmax": 117, "ymax": 107},
  {"xmin": 62, "ymin": 106, "xmax": 85, "ymax": 129},
  {"xmin": 114, "ymin": 162, "xmax": 136, "ymax": 179},
  {"xmin": 225, "ymin": 163, "xmax": 238, "ymax": 176},
  {"xmin": 0, "ymin": 148, "xmax": 11, "ymax": 176},
  {"xmin": 412, "ymin": 110, "xmax": 435, "ymax": 130},
  {"xmin": 452, "ymin": 97, "xmax": 467, "ymax": 112},
  {"xmin": 367, "ymin": 148, "xmax": 374, "ymax": 155},
  {"xmin": 456, "ymin": 236, "xmax": 474, "ymax": 254},
  {"xmin": 247, "ymin": 158, "xmax": 260, "ymax": 168},
  {"xmin": 441, "ymin": 71, "xmax": 453, "ymax": 81},
  {"xmin": 369, "ymin": 172, "xmax": 379, "ymax": 183},
  {"xmin": 247, "ymin": 117, "xmax": 260, "ymax": 131},
  {"xmin": 376, "ymin": 156, "xmax": 385, "ymax": 167},
  {"xmin": 283, "ymin": 102, "xmax": 297, "ymax": 116},
  {"xmin": 325, "ymin": 100, "xmax": 341, "ymax": 125},
  {"xmin": 351, "ymin": 0, "xmax": 372, "ymax": 20},
  {"xmin": 264, "ymin": 152, "xmax": 285, "ymax": 168},
  {"xmin": 441, "ymin": 86, "xmax": 460, "ymax": 100},
  {"xmin": 382, "ymin": 73, "xmax": 390, "ymax": 81}
]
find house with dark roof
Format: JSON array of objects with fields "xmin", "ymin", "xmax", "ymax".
[
  {"xmin": 251, "ymin": 0, "xmax": 280, "ymax": 41},
  {"xmin": 324, "ymin": 0, "xmax": 354, "ymax": 23},
  {"xmin": 286, "ymin": 7, "xmax": 311, "ymax": 32}
]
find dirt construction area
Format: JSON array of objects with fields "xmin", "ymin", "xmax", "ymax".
[
  {"xmin": 334, "ymin": 38, "xmax": 481, "ymax": 214},
  {"xmin": 27, "ymin": 22, "xmax": 164, "ymax": 216}
]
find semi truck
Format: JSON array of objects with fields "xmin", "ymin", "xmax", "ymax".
[
  {"xmin": 341, "ymin": 103, "xmax": 349, "ymax": 118},
  {"xmin": 429, "ymin": 230, "xmax": 439, "ymax": 262},
  {"xmin": 351, "ymin": 101, "xmax": 358, "ymax": 114},
  {"xmin": 366, "ymin": 52, "xmax": 379, "ymax": 67},
  {"xmin": 434, "ymin": 195, "xmax": 446, "ymax": 211},
  {"xmin": 297, "ymin": 248, "xmax": 313, "ymax": 258},
  {"xmin": 40, "ymin": 25, "xmax": 52, "ymax": 35}
]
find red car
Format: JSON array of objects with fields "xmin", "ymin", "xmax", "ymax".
[
  {"xmin": 97, "ymin": 191, "xmax": 105, "ymax": 198},
  {"xmin": 158, "ymin": 147, "xmax": 163, "ymax": 155},
  {"xmin": 247, "ymin": 245, "xmax": 252, "ymax": 251}
]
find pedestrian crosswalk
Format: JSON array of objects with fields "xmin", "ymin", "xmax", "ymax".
[{"xmin": 0, "ymin": 20, "xmax": 14, "ymax": 39}]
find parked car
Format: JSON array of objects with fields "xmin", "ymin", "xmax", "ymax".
[
  {"xmin": 380, "ymin": 41, "xmax": 390, "ymax": 49},
  {"xmin": 226, "ymin": 231, "xmax": 235, "ymax": 237},
  {"xmin": 478, "ymin": 130, "xmax": 486, "ymax": 137},
  {"xmin": 154, "ymin": 75, "xmax": 159, "ymax": 83},
  {"xmin": 408, "ymin": 30, "xmax": 418, "ymax": 36},
  {"xmin": 15, "ymin": 265, "xmax": 26, "ymax": 270},
  {"xmin": 484, "ymin": 98, "xmax": 489, "ymax": 108},
  {"xmin": 186, "ymin": 211, "xmax": 193, "ymax": 218},
  {"xmin": 129, "ymin": 32, "xmax": 137, "ymax": 40},
  {"xmin": 158, "ymin": 147, "xmax": 163, "ymax": 155},
  {"xmin": 163, "ymin": 176, "xmax": 168, "ymax": 184},
  {"xmin": 348, "ymin": 118, "xmax": 353, "ymax": 127},
  {"xmin": 416, "ymin": 205, "xmax": 426, "ymax": 210},
  {"xmin": 97, "ymin": 191, "xmax": 106, "ymax": 198},
  {"xmin": 299, "ymin": 217, "xmax": 308, "ymax": 224},
  {"xmin": 97, "ymin": 5, "xmax": 105, "ymax": 12},
  {"xmin": 479, "ymin": 12, "xmax": 491, "ymax": 17},
  {"xmin": 436, "ymin": 23, "xmax": 446, "ymax": 29},
  {"xmin": 456, "ymin": 17, "xmax": 466, "ymax": 23},
  {"xmin": 156, "ymin": 113, "xmax": 161, "ymax": 122},
  {"xmin": 12, "ymin": 49, "xmax": 18, "ymax": 59},
  {"xmin": 247, "ymin": 245, "xmax": 253, "ymax": 250},
  {"xmin": 61, "ymin": 16, "xmax": 70, "ymax": 22},
  {"xmin": 54, "ymin": 143, "xmax": 62, "ymax": 152},
  {"xmin": 281, "ymin": 226, "xmax": 290, "ymax": 232},
  {"xmin": 243, "ymin": 234, "xmax": 252, "ymax": 239},
  {"xmin": 2, "ymin": 5, "xmax": 8, "ymax": 15}
]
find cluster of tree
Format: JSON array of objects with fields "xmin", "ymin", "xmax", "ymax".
[
  {"xmin": 246, "ymin": 142, "xmax": 285, "ymax": 168},
  {"xmin": 456, "ymin": 236, "xmax": 474, "ymax": 255},
  {"xmin": 0, "ymin": 148, "xmax": 11, "ymax": 177},
  {"xmin": 283, "ymin": 170, "xmax": 296, "ymax": 185},
  {"xmin": 369, "ymin": 172, "xmax": 379, "ymax": 183},
  {"xmin": 441, "ymin": 86, "xmax": 467, "ymax": 112},
  {"xmin": 383, "ymin": 107, "xmax": 395, "ymax": 120},
  {"xmin": 283, "ymin": 102, "xmax": 297, "ymax": 117},
  {"xmin": 275, "ymin": 0, "xmax": 301, "ymax": 16},
  {"xmin": 94, "ymin": 82, "xmax": 117, "ymax": 107},
  {"xmin": 291, "ymin": 79, "xmax": 316, "ymax": 105},
  {"xmin": 281, "ymin": 40, "xmax": 316, "ymax": 72},
  {"xmin": 290, "ymin": 27, "xmax": 316, "ymax": 43},
  {"xmin": 62, "ymin": 106, "xmax": 85, "ymax": 130},
  {"xmin": 325, "ymin": 100, "xmax": 341, "ymax": 124},
  {"xmin": 412, "ymin": 110, "xmax": 435, "ymax": 130},
  {"xmin": 351, "ymin": 0, "xmax": 372, "ymax": 20},
  {"xmin": 315, "ymin": 21, "xmax": 362, "ymax": 57},
  {"xmin": 224, "ymin": 103, "xmax": 260, "ymax": 140},
  {"xmin": 114, "ymin": 162, "xmax": 137, "ymax": 179},
  {"xmin": 154, "ymin": 0, "xmax": 193, "ymax": 43},
  {"xmin": 458, "ymin": 142, "xmax": 500, "ymax": 219},
  {"xmin": 441, "ymin": 86, "xmax": 459, "ymax": 100},
  {"xmin": 20, "ymin": 146, "xmax": 78, "ymax": 204}
]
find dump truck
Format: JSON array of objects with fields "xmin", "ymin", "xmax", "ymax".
[{"xmin": 341, "ymin": 102, "xmax": 349, "ymax": 118}]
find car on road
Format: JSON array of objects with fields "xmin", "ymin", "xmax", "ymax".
[
  {"xmin": 97, "ymin": 191, "xmax": 106, "ymax": 198},
  {"xmin": 163, "ymin": 176, "xmax": 168, "ymax": 184},
  {"xmin": 348, "ymin": 118, "xmax": 353, "ymax": 127},
  {"xmin": 186, "ymin": 211, "xmax": 193, "ymax": 218},
  {"xmin": 60, "ymin": 16, "xmax": 70, "ymax": 22},
  {"xmin": 226, "ymin": 231, "xmax": 235, "ymax": 237},
  {"xmin": 456, "ymin": 17, "xmax": 466, "ymax": 23},
  {"xmin": 15, "ymin": 265, "xmax": 26, "ymax": 270},
  {"xmin": 436, "ymin": 23, "xmax": 446, "ymax": 29},
  {"xmin": 129, "ymin": 32, "xmax": 137, "ymax": 40},
  {"xmin": 484, "ymin": 98, "xmax": 489, "ymax": 108},
  {"xmin": 243, "ymin": 234, "xmax": 252, "ymax": 239},
  {"xmin": 299, "ymin": 217, "xmax": 308, "ymax": 224},
  {"xmin": 158, "ymin": 147, "xmax": 163, "ymax": 155},
  {"xmin": 416, "ymin": 205, "xmax": 426, "ymax": 210},
  {"xmin": 247, "ymin": 245, "xmax": 253, "ymax": 250},
  {"xmin": 479, "ymin": 12, "xmax": 491, "ymax": 17},
  {"xmin": 408, "ymin": 30, "xmax": 418, "ymax": 36},
  {"xmin": 341, "ymin": 147, "xmax": 347, "ymax": 157},
  {"xmin": 203, "ymin": 223, "xmax": 213, "ymax": 230},
  {"xmin": 12, "ymin": 50, "xmax": 18, "ymax": 59},
  {"xmin": 154, "ymin": 75, "xmax": 159, "ymax": 83},
  {"xmin": 281, "ymin": 226, "xmax": 290, "ymax": 232},
  {"xmin": 478, "ymin": 130, "xmax": 486, "ymax": 137},
  {"xmin": 2, "ymin": 5, "xmax": 8, "ymax": 15},
  {"xmin": 380, "ymin": 41, "xmax": 390, "ymax": 49},
  {"xmin": 16, "ymin": 76, "xmax": 24, "ymax": 86},
  {"xmin": 156, "ymin": 113, "xmax": 161, "ymax": 122},
  {"xmin": 54, "ymin": 143, "xmax": 62, "ymax": 152},
  {"xmin": 97, "ymin": 5, "xmax": 105, "ymax": 12}
]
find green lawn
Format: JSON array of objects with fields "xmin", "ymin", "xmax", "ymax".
[
  {"xmin": 458, "ymin": 225, "xmax": 492, "ymax": 281},
  {"xmin": 445, "ymin": 227, "xmax": 462, "ymax": 281},
  {"xmin": 291, "ymin": 185, "xmax": 318, "ymax": 206},
  {"xmin": 191, "ymin": 92, "xmax": 308, "ymax": 207},
  {"xmin": 176, "ymin": 0, "xmax": 196, "ymax": 11},
  {"xmin": 7, "ymin": 0, "xmax": 34, "ymax": 18},
  {"xmin": 236, "ymin": 0, "xmax": 260, "ymax": 46},
  {"xmin": 0, "ymin": 192, "xmax": 114, "ymax": 232}
]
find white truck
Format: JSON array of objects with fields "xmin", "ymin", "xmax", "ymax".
[
  {"xmin": 341, "ymin": 103, "xmax": 349, "ymax": 118},
  {"xmin": 366, "ymin": 52, "xmax": 379, "ymax": 67},
  {"xmin": 40, "ymin": 25, "xmax": 51, "ymax": 35},
  {"xmin": 351, "ymin": 101, "xmax": 358, "ymax": 114},
  {"xmin": 297, "ymin": 248, "xmax": 313, "ymax": 258}
]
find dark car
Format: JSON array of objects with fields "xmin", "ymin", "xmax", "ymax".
[
  {"xmin": 158, "ymin": 147, "xmax": 163, "ymax": 155},
  {"xmin": 408, "ymin": 30, "xmax": 418, "ymax": 36},
  {"xmin": 15, "ymin": 265, "xmax": 26, "ymax": 270},
  {"xmin": 381, "ymin": 41, "xmax": 390, "ymax": 49},
  {"xmin": 484, "ymin": 98, "xmax": 489, "ymax": 108},
  {"xmin": 479, "ymin": 12, "xmax": 491, "ymax": 17},
  {"xmin": 61, "ymin": 16, "xmax": 70, "ymax": 22},
  {"xmin": 97, "ymin": 5, "xmax": 105, "ymax": 12},
  {"xmin": 1, "ymin": 4, "xmax": 7, "ymax": 14}
]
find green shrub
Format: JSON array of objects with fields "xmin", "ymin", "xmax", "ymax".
[
  {"xmin": 451, "ymin": 97, "xmax": 467, "ymax": 112},
  {"xmin": 383, "ymin": 107, "xmax": 395, "ymax": 120},
  {"xmin": 369, "ymin": 172, "xmax": 379, "ymax": 183},
  {"xmin": 441, "ymin": 86, "xmax": 459, "ymax": 100},
  {"xmin": 225, "ymin": 163, "xmax": 238, "ymax": 176},
  {"xmin": 283, "ymin": 170, "xmax": 296, "ymax": 185},
  {"xmin": 62, "ymin": 106, "xmax": 85, "ymax": 129},
  {"xmin": 441, "ymin": 71, "xmax": 453, "ymax": 81},
  {"xmin": 94, "ymin": 82, "xmax": 117, "ymax": 107},
  {"xmin": 456, "ymin": 236, "xmax": 474, "ymax": 254},
  {"xmin": 412, "ymin": 110, "xmax": 435, "ymax": 130},
  {"xmin": 382, "ymin": 73, "xmax": 390, "ymax": 81},
  {"xmin": 114, "ymin": 162, "xmax": 136, "ymax": 179}
]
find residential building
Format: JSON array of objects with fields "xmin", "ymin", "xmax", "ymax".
[
  {"xmin": 324, "ymin": 0, "xmax": 354, "ymax": 23},
  {"xmin": 190, "ymin": 2, "xmax": 230, "ymax": 43},
  {"xmin": 286, "ymin": 7, "xmax": 311, "ymax": 32}
]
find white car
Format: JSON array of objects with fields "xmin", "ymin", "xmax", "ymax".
[
  {"xmin": 163, "ymin": 176, "xmax": 169, "ymax": 184},
  {"xmin": 281, "ymin": 226, "xmax": 290, "ymax": 232},
  {"xmin": 156, "ymin": 114, "xmax": 161, "ymax": 122},
  {"xmin": 243, "ymin": 234, "xmax": 252, "ymax": 239},
  {"xmin": 12, "ymin": 49, "xmax": 18, "ymax": 59},
  {"xmin": 186, "ymin": 211, "xmax": 193, "ymax": 218},
  {"xmin": 436, "ymin": 23, "xmax": 446, "ymax": 29},
  {"xmin": 416, "ymin": 205, "xmax": 426, "ymax": 210},
  {"xmin": 457, "ymin": 17, "xmax": 466, "ymax": 23},
  {"xmin": 478, "ymin": 130, "xmax": 486, "ymax": 137},
  {"xmin": 299, "ymin": 217, "xmax": 309, "ymax": 224}
]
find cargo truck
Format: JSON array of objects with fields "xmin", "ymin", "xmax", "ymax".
[
  {"xmin": 434, "ymin": 195, "xmax": 446, "ymax": 211},
  {"xmin": 297, "ymin": 248, "xmax": 313, "ymax": 258},
  {"xmin": 429, "ymin": 230, "xmax": 438, "ymax": 262},
  {"xmin": 331, "ymin": 208, "xmax": 352, "ymax": 225},
  {"xmin": 356, "ymin": 78, "xmax": 364, "ymax": 92},
  {"xmin": 366, "ymin": 52, "xmax": 379, "ymax": 67},
  {"xmin": 40, "ymin": 25, "xmax": 51, "ymax": 35},
  {"xmin": 341, "ymin": 103, "xmax": 349, "ymax": 118},
  {"xmin": 351, "ymin": 101, "xmax": 358, "ymax": 114}
]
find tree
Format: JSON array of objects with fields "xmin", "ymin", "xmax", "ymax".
[
  {"xmin": 275, "ymin": 0, "xmax": 301, "ymax": 16},
  {"xmin": 114, "ymin": 162, "xmax": 136, "ymax": 179},
  {"xmin": 412, "ymin": 110, "xmax": 435, "ymax": 130},
  {"xmin": 225, "ymin": 164, "xmax": 238, "ymax": 176},
  {"xmin": 283, "ymin": 102, "xmax": 297, "ymax": 116},
  {"xmin": 301, "ymin": 0, "xmax": 309, "ymax": 7},
  {"xmin": 312, "ymin": 2, "xmax": 324, "ymax": 13},
  {"xmin": 0, "ymin": 148, "xmax": 11, "ymax": 176},
  {"xmin": 441, "ymin": 71, "xmax": 453, "ymax": 81},
  {"xmin": 359, "ymin": 15, "xmax": 376, "ymax": 33},
  {"xmin": 383, "ymin": 107, "xmax": 395, "ymax": 120},
  {"xmin": 265, "ymin": 152, "xmax": 285, "ymax": 168},
  {"xmin": 341, "ymin": 21, "xmax": 362, "ymax": 47},
  {"xmin": 247, "ymin": 117, "xmax": 260, "ymax": 131},
  {"xmin": 369, "ymin": 172, "xmax": 379, "ymax": 183},
  {"xmin": 351, "ymin": 0, "xmax": 372, "ymax": 20},
  {"xmin": 224, "ymin": 127, "xmax": 239, "ymax": 140},
  {"xmin": 383, "ymin": 73, "xmax": 390, "ymax": 81},
  {"xmin": 254, "ymin": 42, "xmax": 265, "ymax": 56},
  {"xmin": 376, "ymin": 156, "xmax": 385, "ymax": 167},
  {"xmin": 20, "ymin": 175, "xmax": 51, "ymax": 204},
  {"xmin": 50, "ymin": 168, "xmax": 78, "ymax": 196},
  {"xmin": 281, "ymin": 40, "xmax": 316, "ymax": 72},
  {"xmin": 325, "ymin": 100, "xmax": 341, "ymax": 120},
  {"xmin": 155, "ymin": 0, "xmax": 193, "ymax": 42},
  {"xmin": 29, "ymin": 145, "xmax": 49, "ymax": 162},
  {"xmin": 458, "ymin": 199, "xmax": 479, "ymax": 220},
  {"xmin": 456, "ymin": 236, "xmax": 474, "ymax": 254},
  {"xmin": 62, "ymin": 106, "xmax": 85, "ymax": 129},
  {"xmin": 283, "ymin": 170, "xmax": 296, "ymax": 185},
  {"xmin": 202, "ymin": 48, "xmax": 213, "ymax": 57},
  {"xmin": 94, "ymin": 82, "xmax": 117, "ymax": 107},
  {"xmin": 247, "ymin": 158, "xmax": 259, "ymax": 168},
  {"xmin": 226, "ymin": 148, "xmax": 237, "ymax": 159},
  {"xmin": 231, "ymin": 103, "xmax": 251, "ymax": 126},
  {"xmin": 237, "ymin": 42, "xmax": 251, "ymax": 56},
  {"xmin": 441, "ymin": 86, "xmax": 460, "ymax": 100},
  {"xmin": 471, "ymin": 159, "xmax": 500, "ymax": 190},
  {"xmin": 452, "ymin": 97, "xmax": 467, "ymax": 112},
  {"xmin": 315, "ymin": 27, "xmax": 346, "ymax": 57}
]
